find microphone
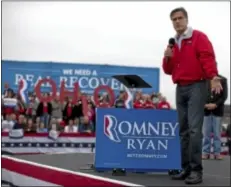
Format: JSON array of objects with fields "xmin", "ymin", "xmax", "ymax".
[
  {"xmin": 166, "ymin": 38, "xmax": 175, "ymax": 63},
  {"xmin": 168, "ymin": 38, "xmax": 175, "ymax": 48}
]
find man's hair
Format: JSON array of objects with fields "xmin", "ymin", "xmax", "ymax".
[{"xmin": 170, "ymin": 7, "xmax": 188, "ymax": 19}]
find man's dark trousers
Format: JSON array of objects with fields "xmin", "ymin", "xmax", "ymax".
[{"xmin": 176, "ymin": 80, "xmax": 208, "ymax": 173}]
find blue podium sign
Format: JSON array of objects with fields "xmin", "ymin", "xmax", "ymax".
[{"xmin": 95, "ymin": 108, "xmax": 181, "ymax": 172}]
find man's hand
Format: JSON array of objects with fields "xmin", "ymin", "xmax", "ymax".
[
  {"xmin": 164, "ymin": 47, "xmax": 173, "ymax": 58},
  {"xmin": 205, "ymin": 103, "xmax": 217, "ymax": 110},
  {"xmin": 211, "ymin": 76, "xmax": 223, "ymax": 94}
]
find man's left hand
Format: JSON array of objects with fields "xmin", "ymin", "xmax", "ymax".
[{"xmin": 211, "ymin": 76, "xmax": 223, "ymax": 94}]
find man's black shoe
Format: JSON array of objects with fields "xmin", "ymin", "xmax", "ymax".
[
  {"xmin": 171, "ymin": 170, "xmax": 190, "ymax": 180},
  {"xmin": 185, "ymin": 172, "xmax": 203, "ymax": 185}
]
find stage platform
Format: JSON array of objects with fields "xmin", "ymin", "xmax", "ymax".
[{"xmin": 11, "ymin": 153, "xmax": 230, "ymax": 186}]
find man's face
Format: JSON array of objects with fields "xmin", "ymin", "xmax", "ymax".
[
  {"xmin": 11, "ymin": 114, "xmax": 16, "ymax": 121},
  {"xmin": 18, "ymin": 115, "xmax": 24, "ymax": 123},
  {"xmin": 74, "ymin": 118, "xmax": 79, "ymax": 125},
  {"xmin": 69, "ymin": 120, "xmax": 74, "ymax": 126},
  {"xmin": 6, "ymin": 114, "xmax": 11, "ymax": 121},
  {"xmin": 171, "ymin": 11, "xmax": 188, "ymax": 34}
]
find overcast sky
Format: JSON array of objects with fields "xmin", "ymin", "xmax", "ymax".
[{"xmin": 2, "ymin": 1, "xmax": 230, "ymax": 107}]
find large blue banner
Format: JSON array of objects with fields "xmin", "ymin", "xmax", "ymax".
[
  {"xmin": 95, "ymin": 108, "xmax": 181, "ymax": 171},
  {"xmin": 2, "ymin": 60, "xmax": 160, "ymax": 95}
]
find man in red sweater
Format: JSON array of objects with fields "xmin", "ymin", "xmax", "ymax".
[{"xmin": 162, "ymin": 7, "xmax": 222, "ymax": 185}]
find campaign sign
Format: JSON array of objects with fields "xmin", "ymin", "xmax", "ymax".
[
  {"xmin": 2, "ymin": 60, "xmax": 160, "ymax": 95},
  {"xmin": 95, "ymin": 108, "xmax": 181, "ymax": 172}
]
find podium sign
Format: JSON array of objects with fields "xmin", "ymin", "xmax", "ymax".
[{"xmin": 95, "ymin": 108, "xmax": 181, "ymax": 171}]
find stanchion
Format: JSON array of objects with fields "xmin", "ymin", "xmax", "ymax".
[
  {"xmin": 112, "ymin": 169, "xmax": 126, "ymax": 176},
  {"xmin": 79, "ymin": 147, "xmax": 102, "ymax": 172},
  {"xmin": 168, "ymin": 170, "xmax": 182, "ymax": 176},
  {"xmin": 79, "ymin": 150, "xmax": 126, "ymax": 175}
]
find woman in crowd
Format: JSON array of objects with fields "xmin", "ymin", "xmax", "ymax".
[
  {"xmin": 51, "ymin": 95, "xmax": 63, "ymax": 123},
  {"xmin": 64, "ymin": 119, "xmax": 78, "ymax": 133},
  {"xmin": 63, "ymin": 98, "xmax": 74, "ymax": 124},
  {"xmin": 36, "ymin": 93, "xmax": 52, "ymax": 128}
]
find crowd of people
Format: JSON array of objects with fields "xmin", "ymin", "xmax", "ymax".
[{"xmin": 1, "ymin": 84, "xmax": 172, "ymax": 134}]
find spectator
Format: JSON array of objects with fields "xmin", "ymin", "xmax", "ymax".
[
  {"xmin": 72, "ymin": 91, "xmax": 84, "ymax": 119},
  {"xmin": 202, "ymin": 76, "xmax": 228, "ymax": 160},
  {"xmin": 86, "ymin": 95, "xmax": 95, "ymax": 106},
  {"xmin": 86, "ymin": 102, "xmax": 96, "ymax": 131},
  {"xmin": 114, "ymin": 91, "xmax": 126, "ymax": 108},
  {"xmin": 37, "ymin": 122, "xmax": 48, "ymax": 133},
  {"xmin": 63, "ymin": 98, "xmax": 74, "ymax": 123},
  {"xmin": 13, "ymin": 115, "xmax": 26, "ymax": 129},
  {"xmin": 3, "ymin": 83, "xmax": 14, "ymax": 98},
  {"xmin": 151, "ymin": 93, "xmax": 159, "ymax": 107},
  {"xmin": 36, "ymin": 93, "xmax": 52, "ymax": 128},
  {"xmin": 143, "ymin": 95, "xmax": 155, "ymax": 109},
  {"xmin": 24, "ymin": 118, "xmax": 36, "ymax": 133},
  {"xmin": 98, "ymin": 96, "xmax": 110, "ymax": 108},
  {"xmin": 15, "ymin": 95, "xmax": 26, "ymax": 117},
  {"xmin": 2, "ymin": 114, "xmax": 14, "ymax": 132},
  {"xmin": 73, "ymin": 118, "xmax": 80, "ymax": 126},
  {"xmin": 133, "ymin": 93, "xmax": 143, "ymax": 109},
  {"xmin": 87, "ymin": 103, "xmax": 95, "ymax": 122},
  {"xmin": 51, "ymin": 95, "xmax": 63, "ymax": 122},
  {"xmin": 26, "ymin": 95, "xmax": 38, "ymax": 121},
  {"xmin": 35, "ymin": 117, "xmax": 41, "ymax": 128},
  {"xmin": 64, "ymin": 119, "xmax": 78, "ymax": 133},
  {"xmin": 79, "ymin": 116, "xmax": 93, "ymax": 133},
  {"xmin": 157, "ymin": 96, "xmax": 171, "ymax": 109},
  {"xmin": 11, "ymin": 114, "xmax": 17, "ymax": 123}
]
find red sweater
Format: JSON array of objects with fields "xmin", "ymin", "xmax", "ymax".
[
  {"xmin": 162, "ymin": 30, "xmax": 218, "ymax": 86},
  {"xmin": 133, "ymin": 100, "xmax": 144, "ymax": 109},
  {"xmin": 143, "ymin": 101, "xmax": 155, "ymax": 109},
  {"xmin": 3, "ymin": 106, "xmax": 14, "ymax": 115},
  {"xmin": 157, "ymin": 101, "xmax": 171, "ymax": 110},
  {"xmin": 98, "ymin": 102, "xmax": 110, "ymax": 108}
]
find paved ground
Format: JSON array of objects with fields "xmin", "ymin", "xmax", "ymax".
[{"xmin": 15, "ymin": 153, "xmax": 230, "ymax": 186}]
